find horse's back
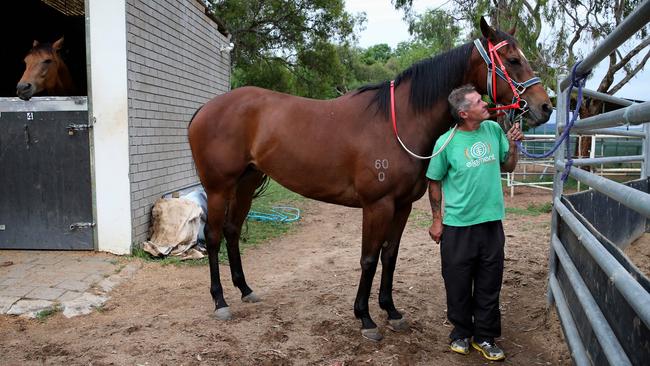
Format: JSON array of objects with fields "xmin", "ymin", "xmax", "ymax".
[{"xmin": 189, "ymin": 87, "xmax": 377, "ymax": 204}]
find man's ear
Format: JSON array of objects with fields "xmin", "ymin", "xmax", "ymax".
[{"xmin": 458, "ymin": 110, "xmax": 468, "ymax": 120}]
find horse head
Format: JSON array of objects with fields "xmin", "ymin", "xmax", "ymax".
[
  {"xmin": 16, "ymin": 37, "xmax": 73, "ymax": 101},
  {"xmin": 471, "ymin": 17, "xmax": 553, "ymax": 127}
]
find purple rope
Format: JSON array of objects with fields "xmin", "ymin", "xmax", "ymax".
[{"xmin": 515, "ymin": 61, "xmax": 588, "ymax": 181}]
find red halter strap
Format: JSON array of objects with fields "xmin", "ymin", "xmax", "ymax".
[{"xmin": 487, "ymin": 40, "xmax": 522, "ymax": 113}]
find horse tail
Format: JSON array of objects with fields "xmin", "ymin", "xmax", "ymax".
[
  {"xmin": 187, "ymin": 105, "xmax": 203, "ymax": 128},
  {"xmin": 252, "ymin": 174, "xmax": 270, "ymax": 199}
]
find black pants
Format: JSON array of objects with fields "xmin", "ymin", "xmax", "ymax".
[{"xmin": 440, "ymin": 220, "xmax": 505, "ymax": 343}]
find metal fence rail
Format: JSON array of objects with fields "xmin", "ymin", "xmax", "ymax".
[{"xmin": 549, "ymin": 2, "xmax": 650, "ymax": 365}]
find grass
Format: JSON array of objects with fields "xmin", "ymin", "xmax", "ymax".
[
  {"xmin": 35, "ymin": 305, "xmax": 61, "ymax": 321},
  {"xmin": 131, "ymin": 180, "xmax": 304, "ymax": 266},
  {"xmin": 506, "ymin": 202, "xmax": 553, "ymax": 216}
]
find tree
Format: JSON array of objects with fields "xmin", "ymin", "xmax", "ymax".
[
  {"xmin": 207, "ymin": 0, "xmax": 364, "ymax": 98},
  {"xmin": 361, "ymin": 44, "xmax": 393, "ymax": 64},
  {"xmin": 408, "ymin": 8, "xmax": 462, "ymax": 52},
  {"xmin": 544, "ymin": 0, "xmax": 649, "ymax": 104}
]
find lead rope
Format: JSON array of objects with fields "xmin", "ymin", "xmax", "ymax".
[
  {"xmin": 514, "ymin": 61, "xmax": 589, "ymax": 181},
  {"xmin": 390, "ymin": 80, "xmax": 456, "ymax": 160}
]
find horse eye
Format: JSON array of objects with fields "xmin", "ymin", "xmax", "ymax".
[
  {"xmin": 508, "ymin": 58, "xmax": 521, "ymax": 65},
  {"xmin": 43, "ymin": 59, "xmax": 53, "ymax": 64}
]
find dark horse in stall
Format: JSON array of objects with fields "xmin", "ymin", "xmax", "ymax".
[
  {"xmin": 16, "ymin": 37, "xmax": 76, "ymax": 101},
  {"xmin": 188, "ymin": 18, "xmax": 553, "ymax": 341}
]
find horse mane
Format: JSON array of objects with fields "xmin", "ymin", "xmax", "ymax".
[{"xmin": 355, "ymin": 34, "xmax": 515, "ymax": 119}]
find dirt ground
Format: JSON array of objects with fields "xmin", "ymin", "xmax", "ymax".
[
  {"xmin": 624, "ymin": 233, "xmax": 650, "ymax": 279},
  {"xmin": 0, "ymin": 187, "xmax": 572, "ymax": 365}
]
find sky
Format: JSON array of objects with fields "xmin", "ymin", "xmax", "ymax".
[{"xmin": 344, "ymin": 0, "xmax": 648, "ymax": 100}]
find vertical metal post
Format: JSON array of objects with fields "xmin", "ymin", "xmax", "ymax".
[
  {"xmin": 548, "ymin": 75, "xmax": 567, "ymax": 307},
  {"xmin": 577, "ymin": 135, "xmax": 582, "ymax": 192},
  {"xmin": 643, "ymin": 122, "xmax": 649, "ymax": 179}
]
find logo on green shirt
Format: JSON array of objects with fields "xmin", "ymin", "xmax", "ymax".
[{"xmin": 465, "ymin": 141, "xmax": 496, "ymax": 168}]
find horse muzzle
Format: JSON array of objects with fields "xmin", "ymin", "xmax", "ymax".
[
  {"xmin": 525, "ymin": 101, "xmax": 553, "ymax": 127},
  {"xmin": 16, "ymin": 82, "xmax": 35, "ymax": 101}
]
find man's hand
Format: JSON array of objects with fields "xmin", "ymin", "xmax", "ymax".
[
  {"xmin": 506, "ymin": 122, "xmax": 524, "ymax": 142},
  {"xmin": 429, "ymin": 220, "xmax": 443, "ymax": 244}
]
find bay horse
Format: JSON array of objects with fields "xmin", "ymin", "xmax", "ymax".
[
  {"xmin": 188, "ymin": 17, "xmax": 553, "ymax": 341},
  {"xmin": 16, "ymin": 37, "xmax": 76, "ymax": 101}
]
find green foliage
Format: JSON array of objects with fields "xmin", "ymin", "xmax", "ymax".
[
  {"xmin": 130, "ymin": 181, "xmax": 304, "ymax": 267},
  {"xmin": 407, "ymin": 9, "xmax": 460, "ymax": 52},
  {"xmin": 209, "ymin": 0, "xmax": 362, "ymax": 98},
  {"xmin": 362, "ymin": 44, "xmax": 393, "ymax": 64}
]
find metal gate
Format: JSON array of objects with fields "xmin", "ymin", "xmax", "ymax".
[
  {"xmin": 548, "ymin": 3, "xmax": 650, "ymax": 365},
  {"xmin": 0, "ymin": 97, "xmax": 94, "ymax": 250}
]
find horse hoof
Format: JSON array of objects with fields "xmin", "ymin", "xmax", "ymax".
[
  {"xmin": 386, "ymin": 317, "xmax": 409, "ymax": 332},
  {"xmin": 361, "ymin": 327, "xmax": 383, "ymax": 342},
  {"xmin": 242, "ymin": 292, "xmax": 261, "ymax": 303},
  {"xmin": 213, "ymin": 307, "xmax": 232, "ymax": 321}
]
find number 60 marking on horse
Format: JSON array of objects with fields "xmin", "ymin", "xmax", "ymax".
[{"xmin": 375, "ymin": 159, "xmax": 389, "ymax": 182}]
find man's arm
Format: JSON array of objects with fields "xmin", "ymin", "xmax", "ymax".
[
  {"xmin": 501, "ymin": 122, "xmax": 523, "ymax": 173},
  {"xmin": 428, "ymin": 179, "xmax": 443, "ymax": 243}
]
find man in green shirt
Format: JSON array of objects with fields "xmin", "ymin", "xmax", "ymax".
[{"xmin": 426, "ymin": 85, "xmax": 523, "ymax": 361}]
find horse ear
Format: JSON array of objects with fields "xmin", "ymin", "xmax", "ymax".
[
  {"xmin": 508, "ymin": 24, "xmax": 516, "ymax": 36},
  {"xmin": 479, "ymin": 16, "xmax": 497, "ymax": 40},
  {"xmin": 53, "ymin": 37, "xmax": 65, "ymax": 51},
  {"xmin": 32, "ymin": 40, "xmax": 40, "ymax": 48}
]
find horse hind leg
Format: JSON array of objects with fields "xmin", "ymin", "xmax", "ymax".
[
  {"xmin": 205, "ymin": 188, "xmax": 234, "ymax": 320},
  {"xmin": 379, "ymin": 204, "xmax": 412, "ymax": 332},
  {"xmin": 222, "ymin": 170, "xmax": 267, "ymax": 303}
]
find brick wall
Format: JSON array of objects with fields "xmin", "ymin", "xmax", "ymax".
[{"xmin": 126, "ymin": 0, "xmax": 230, "ymax": 243}]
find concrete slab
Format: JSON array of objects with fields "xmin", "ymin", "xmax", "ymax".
[
  {"xmin": 7, "ymin": 299, "xmax": 55, "ymax": 317},
  {"xmin": 25, "ymin": 287, "xmax": 66, "ymax": 301},
  {"xmin": 0, "ymin": 296, "xmax": 20, "ymax": 313},
  {"xmin": 57, "ymin": 290, "xmax": 83, "ymax": 302},
  {"xmin": 0, "ymin": 250, "xmax": 141, "ymax": 318},
  {"xmin": 1, "ymin": 286, "xmax": 36, "ymax": 298},
  {"xmin": 57, "ymin": 279, "xmax": 91, "ymax": 292},
  {"xmin": 61, "ymin": 293, "xmax": 107, "ymax": 318}
]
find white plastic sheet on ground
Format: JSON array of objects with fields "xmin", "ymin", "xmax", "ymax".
[{"xmin": 142, "ymin": 197, "xmax": 205, "ymax": 260}]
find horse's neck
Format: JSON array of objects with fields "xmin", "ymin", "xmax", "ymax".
[{"xmin": 393, "ymin": 85, "xmax": 456, "ymax": 156}]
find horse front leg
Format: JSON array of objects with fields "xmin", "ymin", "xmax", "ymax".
[
  {"xmin": 379, "ymin": 203, "xmax": 412, "ymax": 332},
  {"xmin": 354, "ymin": 200, "xmax": 394, "ymax": 341},
  {"xmin": 205, "ymin": 191, "xmax": 231, "ymax": 320}
]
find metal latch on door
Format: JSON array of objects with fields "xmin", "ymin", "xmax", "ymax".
[
  {"xmin": 69, "ymin": 222, "xmax": 95, "ymax": 231},
  {"xmin": 67, "ymin": 123, "xmax": 92, "ymax": 136}
]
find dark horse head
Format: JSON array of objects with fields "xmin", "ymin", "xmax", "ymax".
[
  {"xmin": 16, "ymin": 37, "xmax": 76, "ymax": 101},
  {"xmin": 470, "ymin": 17, "xmax": 553, "ymax": 126}
]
